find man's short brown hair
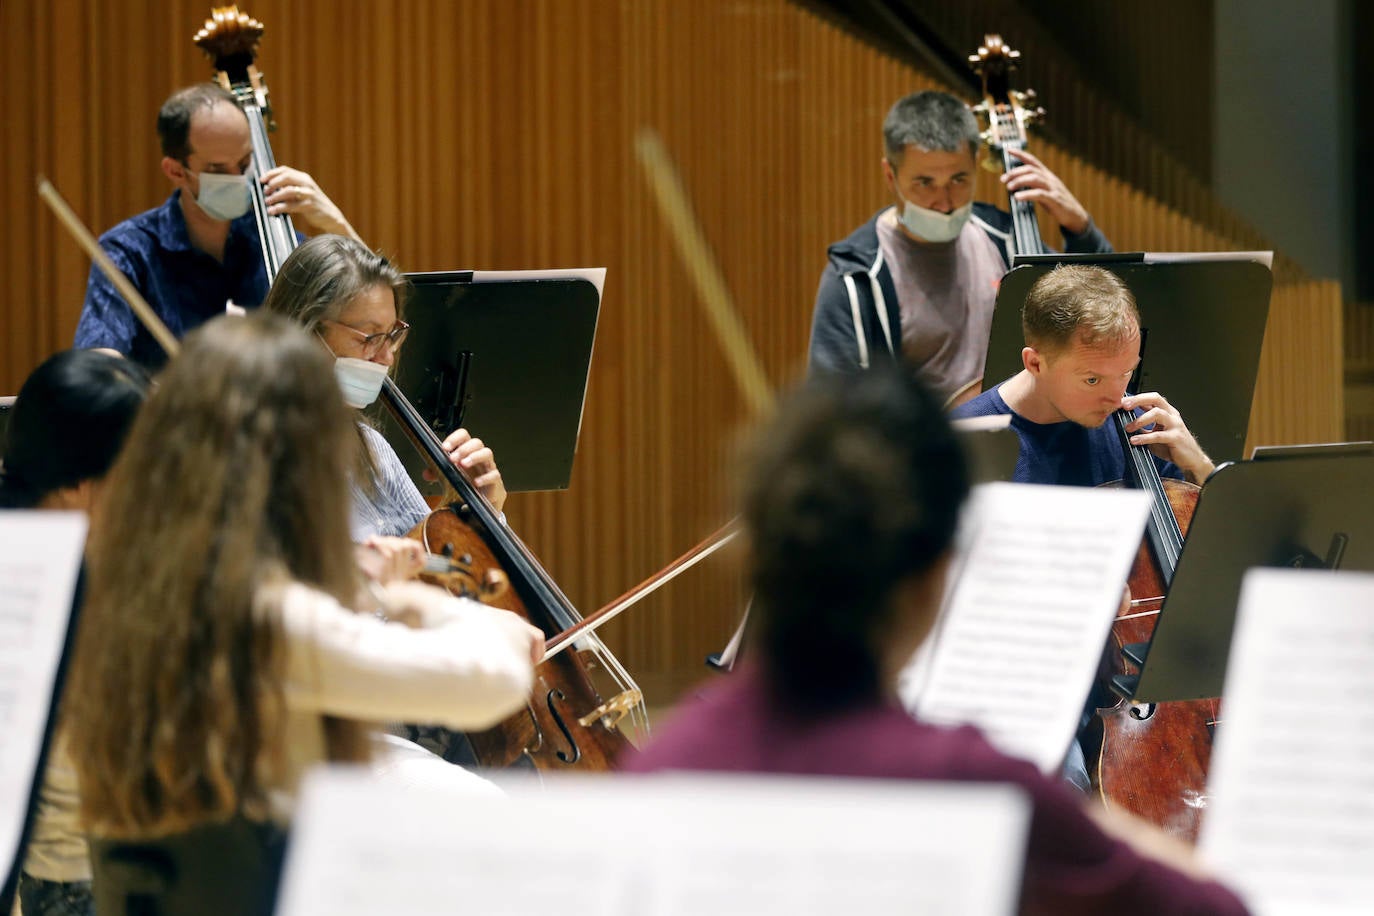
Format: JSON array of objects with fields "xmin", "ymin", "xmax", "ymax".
[
  {"xmin": 156, "ymin": 83, "xmax": 241, "ymax": 161},
  {"xmin": 1021, "ymin": 264, "xmax": 1139, "ymax": 355}
]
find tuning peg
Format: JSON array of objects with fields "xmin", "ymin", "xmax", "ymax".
[{"xmin": 1022, "ymin": 88, "xmax": 1038, "ymax": 105}]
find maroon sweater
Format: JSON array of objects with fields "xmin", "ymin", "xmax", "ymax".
[{"xmin": 623, "ymin": 666, "xmax": 1248, "ymax": 916}]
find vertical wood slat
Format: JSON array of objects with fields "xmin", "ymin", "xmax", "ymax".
[{"xmin": 0, "ymin": 0, "xmax": 1345, "ymax": 703}]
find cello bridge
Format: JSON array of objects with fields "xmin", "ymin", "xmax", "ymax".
[{"xmin": 577, "ymin": 689, "xmax": 643, "ymax": 732}]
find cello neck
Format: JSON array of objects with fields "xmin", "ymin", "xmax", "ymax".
[
  {"xmin": 1113, "ymin": 408, "xmax": 1185, "ymax": 584},
  {"xmin": 378, "ymin": 377, "xmax": 585, "ymax": 632}
]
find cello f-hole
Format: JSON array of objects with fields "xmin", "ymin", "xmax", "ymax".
[{"xmin": 545, "ymin": 689, "xmax": 582, "ymax": 765}]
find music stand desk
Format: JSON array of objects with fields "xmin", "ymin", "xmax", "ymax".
[
  {"xmin": 379, "ymin": 270, "xmax": 602, "ymax": 493},
  {"xmin": 1128, "ymin": 446, "xmax": 1374, "ymax": 702}
]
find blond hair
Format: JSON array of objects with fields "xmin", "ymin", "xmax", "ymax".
[{"xmin": 1022, "ymin": 264, "xmax": 1139, "ymax": 355}]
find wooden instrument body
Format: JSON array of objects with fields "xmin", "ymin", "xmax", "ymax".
[
  {"xmin": 415, "ymin": 505, "xmax": 629, "ymax": 771},
  {"xmin": 1094, "ymin": 478, "xmax": 1218, "ymax": 842}
]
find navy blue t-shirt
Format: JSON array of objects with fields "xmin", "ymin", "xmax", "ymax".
[
  {"xmin": 951, "ymin": 385, "xmax": 1183, "ymax": 486},
  {"xmin": 74, "ymin": 191, "xmax": 275, "ymax": 370}
]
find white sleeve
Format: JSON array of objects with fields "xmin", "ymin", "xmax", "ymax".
[{"xmin": 279, "ymin": 582, "xmax": 534, "ymax": 730}]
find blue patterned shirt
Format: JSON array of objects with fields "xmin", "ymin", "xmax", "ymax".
[
  {"xmin": 350, "ymin": 425, "xmax": 431, "ymax": 541},
  {"xmin": 74, "ymin": 191, "xmax": 276, "ymax": 370}
]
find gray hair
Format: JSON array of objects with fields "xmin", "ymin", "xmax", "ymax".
[
  {"xmin": 261, "ymin": 235, "xmax": 409, "ymax": 333},
  {"xmin": 882, "ymin": 90, "xmax": 980, "ymax": 164}
]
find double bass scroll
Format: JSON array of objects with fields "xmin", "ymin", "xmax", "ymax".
[
  {"xmin": 969, "ymin": 33, "xmax": 1048, "ymax": 257},
  {"xmin": 194, "ymin": 5, "xmax": 297, "ymax": 278}
]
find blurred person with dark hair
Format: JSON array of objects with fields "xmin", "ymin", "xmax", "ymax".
[
  {"xmin": 625, "ymin": 366, "xmax": 1245, "ymax": 915},
  {"xmin": 2, "ymin": 348, "xmax": 150, "ymax": 916}
]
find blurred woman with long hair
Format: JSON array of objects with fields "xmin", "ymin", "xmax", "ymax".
[{"xmin": 67, "ymin": 313, "xmax": 538, "ymax": 849}]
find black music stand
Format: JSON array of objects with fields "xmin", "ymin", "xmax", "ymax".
[
  {"xmin": 376, "ymin": 270, "xmax": 603, "ymax": 493},
  {"xmin": 0, "ymin": 396, "xmax": 14, "ymax": 448},
  {"xmin": 1119, "ymin": 444, "xmax": 1374, "ymax": 703},
  {"xmin": 985, "ymin": 254, "xmax": 1274, "ymax": 463}
]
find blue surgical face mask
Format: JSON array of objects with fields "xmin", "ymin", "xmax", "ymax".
[
  {"xmin": 332, "ymin": 357, "xmax": 389, "ymax": 409},
  {"xmin": 190, "ymin": 169, "xmax": 253, "ymax": 221},
  {"xmin": 317, "ymin": 332, "xmax": 388, "ymax": 409},
  {"xmin": 895, "ymin": 194, "xmax": 973, "ymax": 244}
]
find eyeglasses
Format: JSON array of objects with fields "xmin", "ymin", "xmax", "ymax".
[{"xmin": 321, "ymin": 319, "xmax": 411, "ymax": 357}]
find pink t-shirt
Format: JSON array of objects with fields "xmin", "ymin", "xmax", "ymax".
[
  {"xmin": 877, "ymin": 208, "xmax": 1007, "ymax": 404},
  {"xmin": 624, "ymin": 665, "xmax": 1249, "ymax": 916}
]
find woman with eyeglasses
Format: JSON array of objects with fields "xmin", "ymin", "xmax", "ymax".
[{"xmin": 262, "ymin": 235, "xmax": 504, "ymax": 563}]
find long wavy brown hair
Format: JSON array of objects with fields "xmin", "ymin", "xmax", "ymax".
[{"xmin": 68, "ymin": 313, "xmax": 368, "ymax": 838}]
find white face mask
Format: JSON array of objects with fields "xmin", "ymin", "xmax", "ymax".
[
  {"xmin": 332, "ymin": 357, "xmax": 389, "ymax": 409},
  {"xmin": 190, "ymin": 170, "xmax": 253, "ymax": 221},
  {"xmin": 895, "ymin": 195, "xmax": 973, "ymax": 244}
]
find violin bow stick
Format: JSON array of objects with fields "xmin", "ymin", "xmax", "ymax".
[
  {"xmin": 541, "ymin": 521, "xmax": 740, "ymax": 662},
  {"xmin": 538, "ymin": 130, "xmax": 778, "ymax": 664},
  {"xmin": 37, "ymin": 176, "xmax": 181, "ymax": 358},
  {"xmin": 634, "ymin": 129, "xmax": 776, "ymax": 418}
]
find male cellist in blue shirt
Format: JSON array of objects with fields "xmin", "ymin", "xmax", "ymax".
[
  {"xmin": 74, "ymin": 83, "xmax": 360, "ymax": 369},
  {"xmin": 951, "ymin": 263, "xmax": 1213, "ymax": 794}
]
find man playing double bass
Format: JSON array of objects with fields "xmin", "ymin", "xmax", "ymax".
[
  {"xmin": 74, "ymin": 83, "xmax": 360, "ymax": 369},
  {"xmin": 808, "ymin": 90, "xmax": 1112, "ymax": 407}
]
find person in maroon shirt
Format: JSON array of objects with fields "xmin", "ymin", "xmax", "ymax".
[{"xmin": 623, "ymin": 367, "xmax": 1248, "ymax": 916}]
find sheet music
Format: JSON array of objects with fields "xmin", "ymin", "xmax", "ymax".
[
  {"xmin": 470, "ymin": 267, "xmax": 607, "ymax": 299},
  {"xmin": 902, "ymin": 483, "xmax": 1150, "ymax": 774},
  {"xmin": 0, "ymin": 511, "xmax": 87, "ymax": 883},
  {"xmin": 277, "ymin": 770, "xmax": 1031, "ymax": 916},
  {"xmin": 1199, "ymin": 568, "xmax": 1374, "ymax": 916}
]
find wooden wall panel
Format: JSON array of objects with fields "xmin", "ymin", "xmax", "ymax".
[
  {"xmin": 0, "ymin": 0, "xmax": 1344, "ymax": 705},
  {"xmin": 1342, "ymin": 300, "xmax": 1374, "ymax": 441},
  {"xmin": 1246, "ymin": 281, "xmax": 1345, "ymax": 450}
]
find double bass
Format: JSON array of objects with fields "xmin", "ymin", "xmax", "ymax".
[{"xmin": 194, "ymin": 5, "xmax": 647, "ymax": 770}]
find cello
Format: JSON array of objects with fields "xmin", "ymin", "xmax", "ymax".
[
  {"xmin": 1094, "ymin": 367, "xmax": 1219, "ymax": 841},
  {"xmin": 194, "ymin": 5, "xmax": 647, "ymax": 770}
]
